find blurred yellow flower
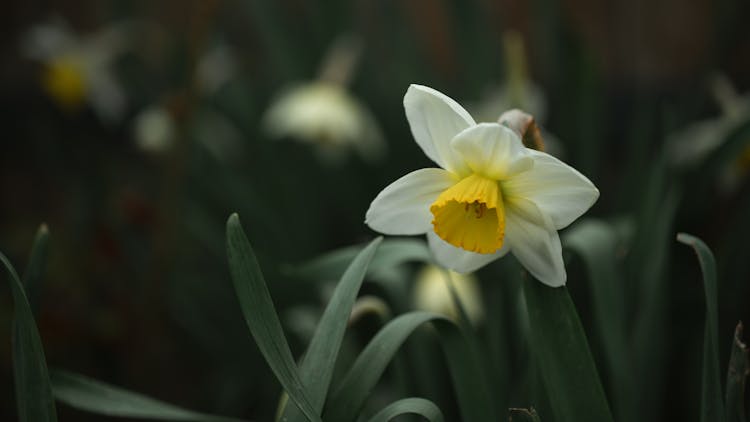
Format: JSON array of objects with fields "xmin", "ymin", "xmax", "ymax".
[
  {"xmin": 413, "ymin": 265, "xmax": 483, "ymax": 325},
  {"xmin": 22, "ymin": 18, "xmax": 128, "ymax": 122},
  {"xmin": 366, "ymin": 85, "xmax": 599, "ymax": 286}
]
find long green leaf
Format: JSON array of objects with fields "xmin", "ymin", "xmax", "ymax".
[
  {"xmin": 325, "ymin": 311, "xmax": 496, "ymax": 422},
  {"xmin": 51, "ymin": 370, "xmax": 245, "ymax": 421},
  {"xmin": 366, "ymin": 397, "xmax": 444, "ymax": 422},
  {"xmin": 288, "ymin": 238, "xmax": 431, "ymax": 282},
  {"xmin": 726, "ymin": 322, "xmax": 748, "ymax": 422},
  {"xmin": 225, "ymin": 213, "xmax": 320, "ymax": 422},
  {"xmin": 280, "ymin": 237, "xmax": 382, "ymax": 421},
  {"xmin": 677, "ymin": 232, "xmax": 727, "ymax": 422},
  {"xmin": 563, "ymin": 219, "xmax": 636, "ymax": 421},
  {"xmin": 1, "ymin": 249, "xmax": 57, "ymax": 421},
  {"xmin": 522, "ymin": 280, "xmax": 613, "ymax": 422},
  {"xmin": 22, "ymin": 224, "xmax": 49, "ymax": 315}
]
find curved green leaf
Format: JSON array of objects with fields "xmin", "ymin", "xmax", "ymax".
[
  {"xmin": 225, "ymin": 213, "xmax": 320, "ymax": 422},
  {"xmin": 366, "ymin": 397, "xmax": 444, "ymax": 422},
  {"xmin": 563, "ymin": 219, "xmax": 636, "ymax": 420},
  {"xmin": 677, "ymin": 233, "xmax": 727, "ymax": 422},
  {"xmin": 1, "ymin": 249, "xmax": 57, "ymax": 421},
  {"xmin": 287, "ymin": 238, "xmax": 431, "ymax": 282},
  {"xmin": 522, "ymin": 280, "xmax": 613, "ymax": 422},
  {"xmin": 280, "ymin": 237, "xmax": 382, "ymax": 421},
  {"xmin": 22, "ymin": 224, "xmax": 50, "ymax": 315},
  {"xmin": 51, "ymin": 370, "xmax": 245, "ymax": 421},
  {"xmin": 325, "ymin": 311, "xmax": 496, "ymax": 422}
]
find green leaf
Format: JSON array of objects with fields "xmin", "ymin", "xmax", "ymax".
[
  {"xmin": 1, "ymin": 249, "xmax": 57, "ymax": 421},
  {"xmin": 563, "ymin": 219, "xmax": 637, "ymax": 420},
  {"xmin": 280, "ymin": 237, "xmax": 382, "ymax": 421},
  {"xmin": 677, "ymin": 232, "xmax": 728, "ymax": 422},
  {"xmin": 288, "ymin": 238, "xmax": 431, "ymax": 282},
  {"xmin": 366, "ymin": 397, "xmax": 444, "ymax": 422},
  {"xmin": 726, "ymin": 322, "xmax": 748, "ymax": 422},
  {"xmin": 522, "ymin": 280, "xmax": 613, "ymax": 422},
  {"xmin": 225, "ymin": 213, "xmax": 320, "ymax": 422},
  {"xmin": 51, "ymin": 370, "xmax": 245, "ymax": 421},
  {"xmin": 509, "ymin": 407, "xmax": 541, "ymax": 422},
  {"xmin": 325, "ymin": 311, "xmax": 496, "ymax": 422},
  {"xmin": 22, "ymin": 224, "xmax": 50, "ymax": 315}
]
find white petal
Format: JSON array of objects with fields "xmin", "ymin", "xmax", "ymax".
[
  {"xmin": 427, "ymin": 231, "xmax": 509, "ymax": 273},
  {"xmin": 503, "ymin": 150, "xmax": 599, "ymax": 230},
  {"xmin": 366, "ymin": 168, "xmax": 456, "ymax": 235},
  {"xmin": 451, "ymin": 123, "xmax": 534, "ymax": 179},
  {"xmin": 404, "ymin": 84, "xmax": 473, "ymax": 175},
  {"xmin": 505, "ymin": 198, "xmax": 566, "ymax": 287}
]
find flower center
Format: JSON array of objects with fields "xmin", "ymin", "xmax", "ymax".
[
  {"xmin": 42, "ymin": 56, "xmax": 87, "ymax": 111},
  {"xmin": 430, "ymin": 173, "xmax": 505, "ymax": 254}
]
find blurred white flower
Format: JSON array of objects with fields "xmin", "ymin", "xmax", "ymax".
[
  {"xmin": 22, "ymin": 18, "xmax": 129, "ymax": 122},
  {"xmin": 262, "ymin": 81, "xmax": 385, "ymax": 163},
  {"xmin": 366, "ymin": 85, "xmax": 599, "ymax": 286},
  {"xmin": 667, "ymin": 75, "xmax": 750, "ymax": 165},
  {"xmin": 263, "ymin": 35, "xmax": 385, "ymax": 164},
  {"xmin": 196, "ymin": 44, "xmax": 238, "ymax": 96},
  {"xmin": 134, "ymin": 105, "xmax": 176, "ymax": 153},
  {"xmin": 413, "ymin": 265, "xmax": 483, "ymax": 325}
]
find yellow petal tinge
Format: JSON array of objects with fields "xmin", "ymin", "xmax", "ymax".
[
  {"xmin": 42, "ymin": 56, "xmax": 87, "ymax": 111},
  {"xmin": 430, "ymin": 173, "xmax": 505, "ymax": 254}
]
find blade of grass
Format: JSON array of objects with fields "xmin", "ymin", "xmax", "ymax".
[
  {"xmin": 51, "ymin": 370, "xmax": 245, "ymax": 421},
  {"xmin": 563, "ymin": 219, "xmax": 636, "ymax": 421},
  {"xmin": 677, "ymin": 233, "xmax": 727, "ymax": 422},
  {"xmin": 280, "ymin": 237, "xmax": 382, "ymax": 421},
  {"xmin": 1, "ymin": 249, "xmax": 57, "ymax": 421},
  {"xmin": 225, "ymin": 213, "xmax": 320, "ymax": 422},
  {"xmin": 325, "ymin": 311, "xmax": 496, "ymax": 421},
  {"xmin": 522, "ymin": 280, "xmax": 613, "ymax": 422},
  {"xmin": 365, "ymin": 397, "xmax": 444, "ymax": 422},
  {"xmin": 21, "ymin": 224, "xmax": 49, "ymax": 315},
  {"xmin": 726, "ymin": 322, "xmax": 748, "ymax": 422}
]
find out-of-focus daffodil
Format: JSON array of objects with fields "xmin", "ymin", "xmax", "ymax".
[
  {"xmin": 22, "ymin": 18, "xmax": 128, "ymax": 121},
  {"xmin": 133, "ymin": 105, "xmax": 176, "ymax": 154},
  {"xmin": 413, "ymin": 265, "xmax": 483, "ymax": 325},
  {"xmin": 667, "ymin": 75, "xmax": 750, "ymax": 192},
  {"xmin": 365, "ymin": 85, "xmax": 599, "ymax": 286},
  {"xmin": 262, "ymin": 36, "xmax": 385, "ymax": 164}
]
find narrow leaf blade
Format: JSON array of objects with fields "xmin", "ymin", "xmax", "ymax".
[
  {"xmin": 1, "ymin": 250, "xmax": 57, "ymax": 421},
  {"xmin": 281, "ymin": 237, "xmax": 382, "ymax": 420},
  {"xmin": 51, "ymin": 370, "xmax": 245, "ymax": 421},
  {"xmin": 522, "ymin": 281, "xmax": 613, "ymax": 422},
  {"xmin": 677, "ymin": 232, "xmax": 728, "ymax": 422},
  {"xmin": 225, "ymin": 213, "xmax": 320, "ymax": 422},
  {"xmin": 325, "ymin": 311, "xmax": 496, "ymax": 421}
]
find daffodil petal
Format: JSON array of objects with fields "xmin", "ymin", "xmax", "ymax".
[
  {"xmin": 504, "ymin": 150, "xmax": 599, "ymax": 230},
  {"xmin": 505, "ymin": 197, "xmax": 566, "ymax": 287},
  {"xmin": 451, "ymin": 123, "xmax": 534, "ymax": 179},
  {"xmin": 427, "ymin": 231, "xmax": 509, "ymax": 273},
  {"xmin": 366, "ymin": 168, "xmax": 456, "ymax": 235},
  {"xmin": 404, "ymin": 84, "xmax": 473, "ymax": 175}
]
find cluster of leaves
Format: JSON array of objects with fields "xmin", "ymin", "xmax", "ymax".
[{"xmin": 2, "ymin": 211, "xmax": 748, "ymax": 421}]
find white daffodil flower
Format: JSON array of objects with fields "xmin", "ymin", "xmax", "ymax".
[{"xmin": 365, "ymin": 85, "xmax": 599, "ymax": 287}]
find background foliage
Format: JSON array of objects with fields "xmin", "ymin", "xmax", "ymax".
[{"xmin": 1, "ymin": 0, "xmax": 749, "ymax": 420}]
